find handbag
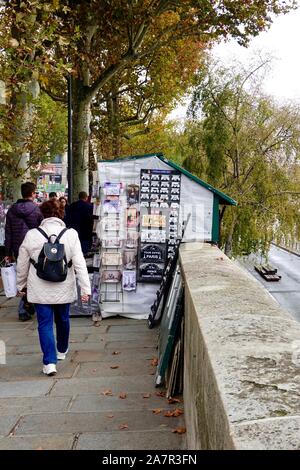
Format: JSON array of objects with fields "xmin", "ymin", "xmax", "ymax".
[{"xmin": 1, "ymin": 263, "xmax": 17, "ymax": 298}]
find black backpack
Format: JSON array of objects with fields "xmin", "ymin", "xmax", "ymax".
[{"xmin": 30, "ymin": 228, "xmax": 72, "ymax": 282}]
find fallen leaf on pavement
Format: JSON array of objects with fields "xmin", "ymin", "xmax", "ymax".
[
  {"xmin": 143, "ymin": 393, "xmax": 151, "ymax": 398},
  {"xmin": 101, "ymin": 389, "xmax": 113, "ymax": 396},
  {"xmin": 155, "ymin": 391, "xmax": 166, "ymax": 398},
  {"xmin": 119, "ymin": 424, "xmax": 129, "ymax": 430},
  {"xmin": 172, "ymin": 427, "xmax": 186, "ymax": 434},
  {"xmin": 92, "ymin": 369, "xmax": 97, "ymax": 373},
  {"xmin": 150, "ymin": 358, "xmax": 158, "ymax": 366},
  {"xmin": 167, "ymin": 397, "xmax": 182, "ymax": 404},
  {"xmin": 106, "ymin": 414, "xmax": 114, "ymax": 418},
  {"xmin": 164, "ymin": 408, "xmax": 184, "ymax": 417},
  {"xmin": 110, "ymin": 365, "xmax": 119, "ymax": 369},
  {"xmin": 119, "ymin": 392, "xmax": 127, "ymax": 399},
  {"xmin": 112, "ymin": 351, "xmax": 121, "ymax": 355},
  {"xmin": 152, "ymin": 408, "xmax": 162, "ymax": 414}
]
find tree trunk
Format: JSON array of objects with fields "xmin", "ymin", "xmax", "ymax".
[
  {"xmin": 72, "ymin": 78, "xmax": 91, "ymax": 200},
  {"xmin": 10, "ymin": 80, "xmax": 39, "ymax": 201}
]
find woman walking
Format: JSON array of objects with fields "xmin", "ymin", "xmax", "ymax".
[{"xmin": 17, "ymin": 198, "xmax": 91, "ymax": 376}]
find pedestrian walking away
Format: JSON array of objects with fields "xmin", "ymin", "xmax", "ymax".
[
  {"xmin": 16, "ymin": 198, "xmax": 91, "ymax": 376},
  {"xmin": 4, "ymin": 182, "xmax": 43, "ymax": 321},
  {"xmin": 66, "ymin": 191, "xmax": 93, "ymax": 254}
]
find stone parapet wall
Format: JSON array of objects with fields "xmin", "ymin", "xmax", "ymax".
[{"xmin": 180, "ymin": 242, "xmax": 300, "ymax": 450}]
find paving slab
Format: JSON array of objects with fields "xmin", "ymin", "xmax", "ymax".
[
  {"xmin": 73, "ymin": 348, "xmax": 157, "ymax": 363},
  {"xmin": 107, "ymin": 323, "xmax": 151, "ymax": 333},
  {"xmin": 0, "ymin": 397, "xmax": 70, "ymax": 416},
  {"xmin": 0, "ymin": 359, "xmax": 78, "ymax": 381},
  {"xmin": 0, "ymin": 322, "xmax": 33, "ymax": 331},
  {"xmin": 76, "ymin": 430, "xmax": 185, "ymax": 450},
  {"xmin": 0, "ymin": 415, "xmax": 20, "ymax": 437},
  {"xmin": 0, "ymin": 434, "xmax": 74, "ymax": 450},
  {"xmin": 105, "ymin": 341, "xmax": 157, "ymax": 350},
  {"xmin": 0, "ymin": 380, "xmax": 54, "ymax": 398},
  {"xmin": 75, "ymin": 361, "xmax": 156, "ymax": 378},
  {"xmin": 50, "ymin": 376, "xmax": 156, "ymax": 396},
  {"xmin": 15, "ymin": 410, "xmax": 185, "ymax": 436},
  {"xmin": 86, "ymin": 332, "xmax": 158, "ymax": 343},
  {"xmin": 69, "ymin": 393, "xmax": 182, "ymax": 413}
]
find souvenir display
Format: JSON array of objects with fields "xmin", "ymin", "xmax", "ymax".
[
  {"xmin": 140, "ymin": 243, "xmax": 165, "ymax": 263},
  {"xmin": 101, "ymin": 270, "xmax": 122, "ymax": 283},
  {"xmin": 104, "ymin": 182, "xmax": 121, "ymax": 196},
  {"xmin": 93, "ymin": 253, "xmax": 101, "ymax": 268},
  {"xmin": 139, "ymin": 263, "xmax": 164, "ymax": 282},
  {"xmin": 126, "ymin": 230, "xmax": 139, "ymax": 248},
  {"xmin": 123, "ymin": 250, "xmax": 137, "ymax": 270},
  {"xmin": 102, "ymin": 252, "xmax": 122, "ymax": 266},
  {"xmin": 103, "ymin": 218, "xmax": 120, "ymax": 231},
  {"xmin": 141, "ymin": 229, "xmax": 166, "ymax": 243},
  {"xmin": 103, "ymin": 199, "xmax": 120, "ymax": 213},
  {"xmin": 122, "ymin": 270, "xmax": 136, "ymax": 291},
  {"xmin": 102, "ymin": 237, "xmax": 122, "ymax": 249},
  {"xmin": 127, "ymin": 184, "xmax": 139, "ymax": 205},
  {"xmin": 126, "ymin": 207, "xmax": 138, "ymax": 228},
  {"xmin": 137, "ymin": 169, "xmax": 182, "ymax": 282},
  {"xmin": 142, "ymin": 213, "xmax": 166, "ymax": 228}
]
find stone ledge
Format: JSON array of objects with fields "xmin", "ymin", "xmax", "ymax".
[{"xmin": 180, "ymin": 243, "xmax": 300, "ymax": 450}]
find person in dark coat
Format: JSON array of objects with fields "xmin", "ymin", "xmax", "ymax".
[
  {"xmin": 5, "ymin": 182, "xmax": 43, "ymax": 321},
  {"xmin": 65, "ymin": 191, "xmax": 93, "ymax": 254}
]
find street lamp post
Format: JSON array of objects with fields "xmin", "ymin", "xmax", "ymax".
[{"xmin": 67, "ymin": 74, "xmax": 73, "ymax": 203}]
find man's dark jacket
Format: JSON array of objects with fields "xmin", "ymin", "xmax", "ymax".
[
  {"xmin": 5, "ymin": 199, "xmax": 43, "ymax": 257},
  {"xmin": 66, "ymin": 199, "xmax": 93, "ymax": 247}
]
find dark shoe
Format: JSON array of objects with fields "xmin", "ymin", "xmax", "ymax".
[{"xmin": 19, "ymin": 312, "xmax": 32, "ymax": 322}]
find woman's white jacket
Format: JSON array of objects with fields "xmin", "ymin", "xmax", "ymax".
[{"xmin": 17, "ymin": 217, "xmax": 91, "ymax": 304}]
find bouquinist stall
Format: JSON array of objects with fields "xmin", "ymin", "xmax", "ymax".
[{"xmin": 92, "ymin": 152, "xmax": 236, "ymax": 320}]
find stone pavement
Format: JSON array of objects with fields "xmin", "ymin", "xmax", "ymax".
[{"xmin": 0, "ymin": 294, "xmax": 185, "ymax": 450}]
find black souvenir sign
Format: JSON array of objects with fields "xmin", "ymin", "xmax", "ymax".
[
  {"xmin": 139, "ymin": 263, "xmax": 164, "ymax": 282},
  {"xmin": 140, "ymin": 243, "xmax": 166, "ymax": 262}
]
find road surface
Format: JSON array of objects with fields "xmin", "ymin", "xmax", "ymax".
[{"xmin": 238, "ymin": 245, "xmax": 300, "ymax": 323}]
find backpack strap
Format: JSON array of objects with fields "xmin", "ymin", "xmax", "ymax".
[
  {"xmin": 37, "ymin": 227, "xmax": 50, "ymax": 241},
  {"xmin": 57, "ymin": 228, "xmax": 73, "ymax": 268},
  {"xmin": 30, "ymin": 228, "xmax": 49, "ymax": 267},
  {"xmin": 56, "ymin": 228, "xmax": 68, "ymax": 242}
]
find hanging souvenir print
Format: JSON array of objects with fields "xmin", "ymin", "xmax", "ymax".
[
  {"xmin": 102, "ymin": 252, "xmax": 122, "ymax": 266},
  {"xmin": 127, "ymin": 184, "xmax": 139, "ymax": 205},
  {"xmin": 101, "ymin": 270, "xmax": 122, "ymax": 283},
  {"xmin": 93, "ymin": 253, "xmax": 101, "ymax": 268},
  {"xmin": 126, "ymin": 230, "xmax": 139, "ymax": 248},
  {"xmin": 123, "ymin": 249, "xmax": 137, "ymax": 269},
  {"xmin": 126, "ymin": 208, "xmax": 137, "ymax": 228},
  {"xmin": 102, "ymin": 237, "xmax": 122, "ymax": 248},
  {"xmin": 104, "ymin": 182, "xmax": 121, "ymax": 196},
  {"xmin": 142, "ymin": 214, "xmax": 166, "ymax": 228},
  {"xmin": 122, "ymin": 270, "xmax": 136, "ymax": 291},
  {"xmin": 103, "ymin": 218, "xmax": 120, "ymax": 231},
  {"xmin": 141, "ymin": 229, "xmax": 166, "ymax": 243},
  {"xmin": 103, "ymin": 199, "xmax": 120, "ymax": 213}
]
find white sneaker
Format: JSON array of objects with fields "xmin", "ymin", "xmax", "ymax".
[
  {"xmin": 43, "ymin": 364, "xmax": 57, "ymax": 376},
  {"xmin": 57, "ymin": 349, "xmax": 68, "ymax": 361}
]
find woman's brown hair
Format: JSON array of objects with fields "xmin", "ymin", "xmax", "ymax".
[{"xmin": 40, "ymin": 199, "xmax": 65, "ymax": 220}]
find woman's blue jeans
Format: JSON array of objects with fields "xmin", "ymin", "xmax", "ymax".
[{"xmin": 34, "ymin": 303, "xmax": 70, "ymax": 365}]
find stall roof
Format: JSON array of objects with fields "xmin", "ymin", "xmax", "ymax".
[{"xmin": 100, "ymin": 152, "xmax": 237, "ymax": 206}]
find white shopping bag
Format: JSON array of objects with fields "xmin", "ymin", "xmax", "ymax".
[{"xmin": 1, "ymin": 263, "xmax": 17, "ymax": 298}]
